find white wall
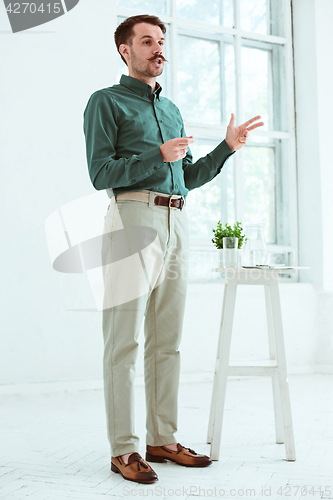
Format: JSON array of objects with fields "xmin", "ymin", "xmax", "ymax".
[
  {"xmin": 292, "ymin": 0, "xmax": 333, "ymax": 367},
  {"xmin": 0, "ymin": 0, "xmax": 332, "ymax": 386},
  {"xmin": 0, "ymin": 0, "xmax": 117, "ymax": 384}
]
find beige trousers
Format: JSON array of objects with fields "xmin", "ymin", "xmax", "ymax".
[{"xmin": 101, "ymin": 190, "xmax": 189, "ymax": 457}]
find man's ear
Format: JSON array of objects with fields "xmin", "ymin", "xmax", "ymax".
[{"xmin": 119, "ymin": 44, "xmax": 130, "ymax": 63}]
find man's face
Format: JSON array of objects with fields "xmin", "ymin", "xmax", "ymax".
[{"xmin": 124, "ymin": 23, "xmax": 165, "ymax": 79}]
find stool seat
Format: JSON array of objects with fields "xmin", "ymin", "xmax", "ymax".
[{"xmin": 207, "ymin": 267, "xmax": 296, "ymax": 461}]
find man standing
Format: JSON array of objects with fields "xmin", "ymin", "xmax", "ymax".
[{"xmin": 83, "ymin": 14, "xmax": 263, "ymax": 484}]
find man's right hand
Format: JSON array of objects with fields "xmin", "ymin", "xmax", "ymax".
[{"xmin": 159, "ymin": 136, "xmax": 194, "ymax": 163}]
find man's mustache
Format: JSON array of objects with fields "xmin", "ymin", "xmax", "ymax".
[{"xmin": 148, "ymin": 55, "xmax": 168, "ymax": 63}]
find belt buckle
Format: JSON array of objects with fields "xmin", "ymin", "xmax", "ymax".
[{"xmin": 168, "ymin": 195, "xmax": 179, "ymax": 209}]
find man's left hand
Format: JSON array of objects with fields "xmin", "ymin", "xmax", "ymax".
[{"xmin": 225, "ymin": 113, "xmax": 264, "ymax": 152}]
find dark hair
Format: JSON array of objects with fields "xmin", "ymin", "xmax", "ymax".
[{"xmin": 114, "ymin": 15, "xmax": 166, "ymax": 66}]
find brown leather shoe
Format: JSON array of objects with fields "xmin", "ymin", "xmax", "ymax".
[
  {"xmin": 146, "ymin": 443, "xmax": 212, "ymax": 467},
  {"xmin": 111, "ymin": 452, "xmax": 158, "ymax": 484}
]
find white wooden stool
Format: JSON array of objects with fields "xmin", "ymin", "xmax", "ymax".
[{"xmin": 207, "ymin": 267, "xmax": 296, "ymax": 461}]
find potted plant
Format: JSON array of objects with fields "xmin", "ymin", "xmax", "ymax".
[{"xmin": 212, "ymin": 221, "xmax": 247, "ymax": 268}]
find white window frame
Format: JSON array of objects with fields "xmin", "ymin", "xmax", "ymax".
[{"xmin": 117, "ymin": 0, "xmax": 298, "ymax": 281}]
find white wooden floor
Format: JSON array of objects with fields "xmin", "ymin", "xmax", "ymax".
[{"xmin": 0, "ymin": 374, "xmax": 332, "ymax": 500}]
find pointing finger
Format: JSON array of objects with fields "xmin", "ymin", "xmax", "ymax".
[
  {"xmin": 242, "ymin": 115, "xmax": 262, "ymax": 128},
  {"xmin": 177, "ymin": 137, "xmax": 195, "ymax": 146},
  {"xmin": 246, "ymin": 121, "xmax": 264, "ymax": 132}
]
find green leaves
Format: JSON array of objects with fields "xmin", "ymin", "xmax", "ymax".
[{"xmin": 212, "ymin": 221, "xmax": 247, "ymax": 249}]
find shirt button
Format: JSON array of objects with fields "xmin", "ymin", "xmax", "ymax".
[
  {"xmin": 131, "ymin": 180, "xmax": 136, "ymax": 183},
  {"xmin": 159, "ymin": 120, "xmax": 162, "ymax": 123},
  {"xmin": 175, "ymin": 184, "xmax": 178, "ymax": 189},
  {"xmin": 154, "ymin": 167, "xmax": 158, "ymax": 171},
  {"xmin": 170, "ymin": 162, "xmax": 174, "ymax": 166}
]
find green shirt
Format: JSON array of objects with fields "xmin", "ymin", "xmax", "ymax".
[{"xmin": 83, "ymin": 74, "xmax": 235, "ymax": 198}]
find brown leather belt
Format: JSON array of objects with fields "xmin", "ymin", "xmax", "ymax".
[
  {"xmin": 115, "ymin": 191, "xmax": 185, "ymax": 210},
  {"xmin": 154, "ymin": 195, "xmax": 185, "ymax": 209}
]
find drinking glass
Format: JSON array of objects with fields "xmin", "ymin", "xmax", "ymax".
[{"xmin": 222, "ymin": 237, "xmax": 238, "ymax": 268}]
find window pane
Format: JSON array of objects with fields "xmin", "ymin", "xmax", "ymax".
[
  {"xmin": 178, "ymin": 36, "xmax": 221, "ymax": 125},
  {"xmin": 242, "ymin": 46, "xmax": 271, "ymax": 131},
  {"xmin": 240, "ymin": 0, "xmax": 284, "ymax": 36},
  {"xmin": 240, "ymin": 0, "xmax": 269, "ymax": 35},
  {"xmin": 186, "ymin": 143, "xmax": 235, "ymax": 240},
  {"xmin": 176, "ymin": 0, "xmax": 234, "ymax": 27},
  {"xmin": 224, "ymin": 42, "xmax": 236, "ymax": 120},
  {"xmin": 118, "ymin": 0, "xmax": 168, "ymax": 16},
  {"xmin": 243, "ymin": 146, "xmax": 275, "ymax": 243}
]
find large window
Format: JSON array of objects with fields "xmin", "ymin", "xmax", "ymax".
[{"xmin": 116, "ymin": 0, "xmax": 297, "ymax": 281}]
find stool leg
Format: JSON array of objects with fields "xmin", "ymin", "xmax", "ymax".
[
  {"xmin": 269, "ymin": 278, "xmax": 296, "ymax": 461},
  {"xmin": 264, "ymin": 284, "xmax": 285, "ymax": 444},
  {"xmin": 209, "ymin": 277, "xmax": 238, "ymax": 461},
  {"xmin": 207, "ymin": 282, "xmax": 228, "ymax": 444}
]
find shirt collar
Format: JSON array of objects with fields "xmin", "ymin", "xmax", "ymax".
[{"xmin": 120, "ymin": 74, "xmax": 162, "ymax": 100}]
